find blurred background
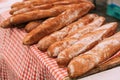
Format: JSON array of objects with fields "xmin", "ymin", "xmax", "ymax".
[{"xmin": 91, "ymin": 0, "xmax": 120, "ymax": 31}]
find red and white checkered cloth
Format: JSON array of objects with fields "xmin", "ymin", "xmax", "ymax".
[
  {"xmin": 0, "ymin": 11, "xmax": 68, "ymax": 80},
  {"xmin": 0, "ymin": 55, "xmax": 18, "ymax": 80}
]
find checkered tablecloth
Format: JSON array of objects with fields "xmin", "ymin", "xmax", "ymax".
[{"xmin": 0, "ymin": 11, "xmax": 68, "ymax": 80}]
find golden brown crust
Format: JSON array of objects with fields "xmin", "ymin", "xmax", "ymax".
[
  {"xmin": 37, "ymin": 14, "xmax": 98, "ymax": 51},
  {"xmin": 0, "ymin": 18, "xmax": 12, "ymax": 28},
  {"xmin": 2, "ymin": 4, "xmax": 81, "ymax": 28},
  {"xmin": 23, "ymin": 3, "xmax": 93, "ymax": 45},
  {"xmin": 80, "ymin": 51, "xmax": 120, "ymax": 78},
  {"xmin": 10, "ymin": 4, "xmax": 53, "ymax": 15},
  {"xmin": 10, "ymin": 0, "xmax": 90, "ymax": 15},
  {"xmin": 68, "ymin": 28, "xmax": 120, "ymax": 78},
  {"xmin": 47, "ymin": 16, "xmax": 105, "ymax": 58},
  {"xmin": 11, "ymin": 1, "xmax": 25, "ymax": 8},
  {"xmin": 57, "ymin": 22, "xmax": 117, "ymax": 67},
  {"xmin": 11, "ymin": 0, "xmax": 60, "ymax": 8},
  {"xmin": 11, "ymin": 0, "xmax": 91, "ymax": 9},
  {"xmin": 25, "ymin": 20, "xmax": 43, "ymax": 32},
  {"xmin": 11, "ymin": 5, "xmax": 68, "ymax": 24}
]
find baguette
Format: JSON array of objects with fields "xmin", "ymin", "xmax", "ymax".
[
  {"xmin": 81, "ymin": 51, "xmax": 120, "ymax": 78},
  {"xmin": 37, "ymin": 14, "xmax": 98, "ymax": 51},
  {"xmin": 68, "ymin": 30, "xmax": 120, "ymax": 78},
  {"xmin": 10, "ymin": 4, "xmax": 53, "ymax": 15},
  {"xmin": 64, "ymin": 50, "xmax": 120, "ymax": 79},
  {"xmin": 0, "ymin": 18, "xmax": 13, "ymax": 28},
  {"xmin": 47, "ymin": 16, "xmax": 105, "ymax": 57},
  {"xmin": 57, "ymin": 22, "xmax": 117, "ymax": 67},
  {"xmin": 25, "ymin": 20, "xmax": 43, "ymax": 32},
  {"xmin": 23, "ymin": 3, "xmax": 94, "ymax": 45},
  {"xmin": 2, "ymin": 4, "xmax": 84, "ymax": 28},
  {"xmin": 11, "ymin": 0, "xmax": 60, "ymax": 8},
  {"xmin": 11, "ymin": 0, "xmax": 89, "ymax": 15},
  {"xmin": 11, "ymin": 0, "xmax": 90, "ymax": 9}
]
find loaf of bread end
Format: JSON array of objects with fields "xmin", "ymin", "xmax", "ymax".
[
  {"xmin": 25, "ymin": 20, "xmax": 43, "ymax": 32},
  {"xmin": 80, "ymin": 50, "xmax": 120, "ymax": 78}
]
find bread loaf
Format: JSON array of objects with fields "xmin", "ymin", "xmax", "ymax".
[
  {"xmin": 81, "ymin": 51, "xmax": 120, "ymax": 78},
  {"xmin": 68, "ymin": 30, "xmax": 120, "ymax": 78},
  {"xmin": 1, "ymin": 4, "xmax": 73, "ymax": 28},
  {"xmin": 11, "ymin": 0, "xmax": 60, "ymax": 8},
  {"xmin": 23, "ymin": 3, "xmax": 94, "ymax": 45},
  {"xmin": 11, "ymin": 0, "xmax": 88, "ymax": 15},
  {"xmin": 2, "ymin": 3, "xmax": 93, "ymax": 28},
  {"xmin": 37, "ymin": 14, "xmax": 98, "ymax": 51},
  {"xmin": 25, "ymin": 20, "xmax": 43, "ymax": 32},
  {"xmin": 11, "ymin": 0, "xmax": 90, "ymax": 9},
  {"xmin": 47, "ymin": 16, "xmax": 105, "ymax": 57},
  {"xmin": 57, "ymin": 22, "xmax": 117, "ymax": 67},
  {"xmin": 10, "ymin": 4, "xmax": 53, "ymax": 15}
]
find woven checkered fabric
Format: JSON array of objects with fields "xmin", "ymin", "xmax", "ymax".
[
  {"xmin": 0, "ymin": 11, "xmax": 68, "ymax": 80},
  {"xmin": 0, "ymin": 56, "xmax": 18, "ymax": 80}
]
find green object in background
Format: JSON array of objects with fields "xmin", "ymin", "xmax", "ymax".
[{"xmin": 107, "ymin": 4, "xmax": 120, "ymax": 20}]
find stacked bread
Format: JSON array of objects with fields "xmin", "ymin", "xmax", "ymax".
[{"xmin": 1, "ymin": 0, "xmax": 120, "ymax": 79}]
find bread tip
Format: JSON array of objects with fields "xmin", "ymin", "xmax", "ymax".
[
  {"xmin": 0, "ymin": 21, "xmax": 6, "ymax": 28},
  {"xmin": 23, "ymin": 34, "xmax": 36, "ymax": 45},
  {"xmin": 57, "ymin": 57, "xmax": 69, "ymax": 67},
  {"xmin": 47, "ymin": 50, "xmax": 52, "ymax": 57},
  {"xmin": 0, "ymin": 23, "xmax": 4, "ymax": 28},
  {"xmin": 47, "ymin": 50, "xmax": 56, "ymax": 58},
  {"xmin": 0, "ymin": 18, "xmax": 12, "ymax": 28},
  {"xmin": 85, "ymin": 0, "xmax": 95, "ymax": 9},
  {"xmin": 57, "ymin": 59, "xmax": 65, "ymax": 67},
  {"xmin": 88, "ymin": 13, "xmax": 98, "ymax": 17},
  {"xmin": 23, "ymin": 37, "xmax": 30, "ymax": 45},
  {"xmin": 37, "ymin": 45, "xmax": 46, "ymax": 51},
  {"xmin": 106, "ymin": 22, "xmax": 118, "ymax": 28},
  {"xmin": 23, "ymin": 40, "xmax": 28, "ymax": 45},
  {"xmin": 0, "ymin": 24, "xmax": 8, "ymax": 28}
]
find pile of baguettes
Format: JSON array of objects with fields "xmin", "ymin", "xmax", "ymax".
[{"xmin": 1, "ymin": 0, "xmax": 120, "ymax": 79}]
